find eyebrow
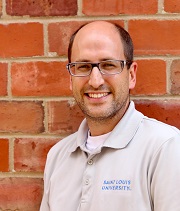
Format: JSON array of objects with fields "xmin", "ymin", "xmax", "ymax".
[{"xmin": 73, "ymin": 58, "xmax": 117, "ymax": 63}]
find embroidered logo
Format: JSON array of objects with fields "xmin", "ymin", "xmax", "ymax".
[{"xmin": 102, "ymin": 179, "xmax": 132, "ymax": 191}]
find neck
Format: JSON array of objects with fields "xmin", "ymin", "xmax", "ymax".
[{"xmin": 87, "ymin": 118, "xmax": 118, "ymax": 136}]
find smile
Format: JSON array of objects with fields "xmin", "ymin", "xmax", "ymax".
[{"xmin": 88, "ymin": 93, "xmax": 109, "ymax": 98}]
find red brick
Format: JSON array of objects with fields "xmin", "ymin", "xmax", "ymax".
[
  {"xmin": 82, "ymin": 0, "xmax": 157, "ymax": 15},
  {"xmin": 0, "ymin": 63, "xmax": 8, "ymax": 96},
  {"xmin": 48, "ymin": 20, "xmax": 124, "ymax": 57},
  {"xmin": 0, "ymin": 23, "xmax": 43, "ymax": 58},
  {"xmin": 0, "ymin": 177, "xmax": 43, "ymax": 210},
  {"xmin": 0, "ymin": 139, "xmax": 9, "ymax": 172},
  {"xmin": 170, "ymin": 60, "xmax": 180, "ymax": 95},
  {"xmin": 0, "ymin": 101, "xmax": 44, "ymax": 133},
  {"xmin": 132, "ymin": 60, "xmax": 166, "ymax": 95},
  {"xmin": 135, "ymin": 100, "xmax": 180, "ymax": 129},
  {"xmin": 14, "ymin": 138, "xmax": 59, "ymax": 172},
  {"xmin": 6, "ymin": 0, "xmax": 77, "ymax": 16},
  {"xmin": 164, "ymin": 0, "xmax": 180, "ymax": 13},
  {"xmin": 48, "ymin": 100, "xmax": 84, "ymax": 134},
  {"xmin": 49, "ymin": 21, "xmax": 88, "ymax": 57},
  {"xmin": 11, "ymin": 61, "xmax": 71, "ymax": 96},
  {"xmin": 129, "ymin": 20, "xmax": 180, "ymax": 55}
]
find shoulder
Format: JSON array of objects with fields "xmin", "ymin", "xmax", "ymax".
[
  {"xmin": 44, "ymin": 119, "xmax": 88, "ymax": 176},
  {"xmin": 43, "ymin": 132, "xmax": 78, "ymax": 180},
  {"xmin": 47, "ymin": 132, "xmax": 78, "ymax": 160},
  {"xmin": 140, "ymin": 116, "xmax": 180, "ymax": 149},
  {"xmin": 142, "ymin": 116, "xmax": 179, "ymax": 136}
]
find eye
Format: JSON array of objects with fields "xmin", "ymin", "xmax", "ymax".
[
  {"xmin": 75, "ymin": 63, "xmax": 91, "ymax": 73},
  {"xmin": 101, "ymin": 61, "xmax": 117, "ymax": 70},
  {"xmin": 78, "ymin": 64, "xmax": 89, "ymax": 69}
]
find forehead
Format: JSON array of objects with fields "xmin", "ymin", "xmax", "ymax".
[
  {"xmin": 71, "ymin": 22, "xmax": 124, "ymax": 61},
  {"xmin": 74, "ymin": 22, "xmax": 122, "ymax": 45}
]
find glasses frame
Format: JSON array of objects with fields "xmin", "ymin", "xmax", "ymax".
[{"xmin": 66, "ymin": 60, "xmax": 132, "ymax": 77}]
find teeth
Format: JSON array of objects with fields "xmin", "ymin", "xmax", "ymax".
[{"xmin": 88, "ymin": 93, "xmax": 108, "ymax": 98}]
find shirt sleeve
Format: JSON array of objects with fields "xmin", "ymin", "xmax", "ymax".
[
  {"xmin": 150, "ymin": 133, "xmax": 180, "ymax": 211},
  {"xmin": 40, "ymin": 162, "xmax": 50, "ymax": 211}
]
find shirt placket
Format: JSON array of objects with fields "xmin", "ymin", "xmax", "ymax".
[{"xmin": 79, "ymin": 154, "xmax": 95, "ymax": 211}]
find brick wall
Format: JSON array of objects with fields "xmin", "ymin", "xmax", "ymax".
[{"xmin": 0, "ymin": 0, "xmax": 179, "ymax": 210}]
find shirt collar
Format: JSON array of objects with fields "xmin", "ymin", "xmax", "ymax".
[
  {"xmin": 69, "ymin": 118, "xmax": 89, "ymax": 152},
  {"xmin": 103, "ymin": 101, "xmax": 144, "ymax": 149},
  {"xmin": 69, "ymin": 101, "xmax": 144, "ymax": 152}
]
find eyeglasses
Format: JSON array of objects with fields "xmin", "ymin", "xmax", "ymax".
[{"xmin": 66, "ymin": 60, "xmax": 132, "ymax": 77}]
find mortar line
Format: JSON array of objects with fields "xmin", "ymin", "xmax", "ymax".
[
  {"xmin": 0, "ymin": 14, "xmax": 180, "ymax": 24},
  {"xmin": 1, "ymin": 0, "xmax": 7, "ymax": 17},
  {"xmin": 166, "ymin": 59, "xmax": 172, "ymax": 94},
  {"xmin": 77, "ymin": 0, "xmax": 83, "ymax": 16},
  {"xmin": 158, "ymin": 0, "xmax": 165, "ymax": 14},
  {"xmin": 0, "ymin": 172, "xmax": 44, "ymax": 178},
  {"xmin": 1, "ymin": 55, "xmax": 180, "ymax": 64},
  {"xmin": 43, "ymin": 101, "xmax": 49, "ymax": 134},
  {"xmin": 43, "ymin": 22, "xmax": 49, "ymax": 57},
  {"xmin": 9, "ymin": 137, "xmax": 15, "ymax": 172},
  {"xmin": 7, "ymin": 62, "xmax": 12, "ymax": 99}
]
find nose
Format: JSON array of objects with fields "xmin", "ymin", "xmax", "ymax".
[{"xmin": 88, "ymin": 66, "xmax": 105, "ymax": 88}]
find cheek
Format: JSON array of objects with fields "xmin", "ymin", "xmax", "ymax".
[
  {"xmin": 114, "ymin": 75, "xmax": 130, "ymax": 96},
  {"xmin": 71, "ymin": 78, "xmax": 79, "ymax": 91},
  {"xmin": 71, "ymin": 78, "xmax": 85, "ymax": 94},
  {"xmin": 70, "ymin": 77, "xmax": 72, "ymax": 91}
]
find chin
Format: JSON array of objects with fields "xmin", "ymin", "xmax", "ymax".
[{"xmin": 85, "ymin": 111, "xmax": 116, "ymax": 121}]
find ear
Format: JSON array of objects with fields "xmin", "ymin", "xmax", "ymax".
[{"xmin": 129, "ymin": 61, "xmax": 137, "ymax": 90}]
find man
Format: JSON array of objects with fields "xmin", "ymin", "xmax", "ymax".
[{"xmin": 40, "ymin": 21, "xmax": 180, "ymax": 211}]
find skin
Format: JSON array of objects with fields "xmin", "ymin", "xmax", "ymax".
[{"xmin": 70, "ymin": 21, "xmax": 137, "ymax": 136}]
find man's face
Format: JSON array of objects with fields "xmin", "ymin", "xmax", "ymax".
[{"xmin": 70, "ymin": 22, "xmax": 137, "ymax": 122}]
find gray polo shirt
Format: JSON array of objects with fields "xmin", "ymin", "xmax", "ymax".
[{"xmin": 40, "ymin": 101, "xmax": 180, "ymax": 211}]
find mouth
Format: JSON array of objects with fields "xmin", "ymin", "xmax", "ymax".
[{"xmin": 86, "ymin": 92, "xmax": 109, "ymax": 99}]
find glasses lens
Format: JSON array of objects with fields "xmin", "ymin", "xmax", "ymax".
[
  {"xmin": 100, "ymin": 60, "xmax": 123, "ymax": 75},
  {"xmin": 69, "ymin": 63, "xmax": 92, "ymax": 76},
  {"xmin": 68, "ymin": 60, "xmax": 127, "ymax": 76}
]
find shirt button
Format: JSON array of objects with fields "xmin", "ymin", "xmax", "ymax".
[
  {"xmin": 85, "ymin": 179, "xmax": 89, "ymax": 185},
  {"xmin": 88, "ymin": 159, "xmax": 93, "ymax": 165}
]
